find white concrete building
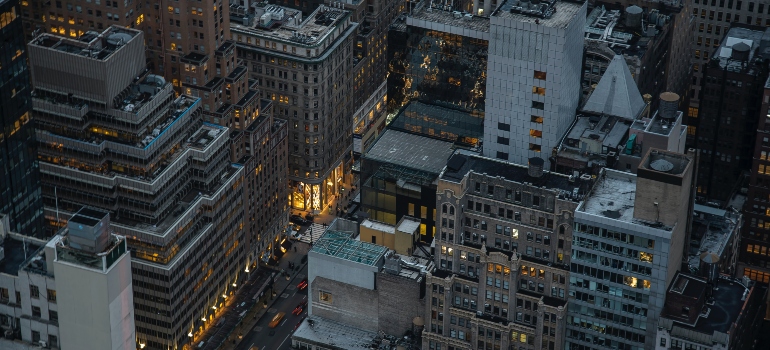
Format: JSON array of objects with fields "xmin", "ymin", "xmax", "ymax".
[
  {"xmin": 483, "ymin": 0, "xmax": 586, "ymax": 167},
  {"xmin": 0, "ymin": 208, "xmax": 135, "ymax": 350}
]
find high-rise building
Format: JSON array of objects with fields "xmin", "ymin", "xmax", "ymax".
[
  {"xmin": 19, "ymin": 0, "xmax": 144, "ymax": 42},
  {"xmin": 694, "ymin": 25, "xmax": 770, "ymax": 203},
  {"xmin": 27, "ymin": 27, "xmax": 247, "ymax": 349},
  {"xmin": 567, "ymin": 149, "xmax": 694, "ymax": 350},
  {"xmin": 427, "ymin": 151, "xmax": 582, "ymax": 350},
  {"xmin": 740, "ymin": 74, "xmax": 770, "ymax": 284},
  {"xmin": 0, "ymin": 207, "xmax": 135, "ymax": 350},
  {"xmin": 232, "ymin": 4, "xmax": 357, "ymax": 212},
  {"xmin": 687, "ymin": 0, "xmax": 769, "ymax": 141},
  {"xmin": 483, "ymin": 0, "xmax": 586, "ymax": 167},
  {"xmin": 0, "ymin": 0, "xmax": 44, "ymax": 238}
]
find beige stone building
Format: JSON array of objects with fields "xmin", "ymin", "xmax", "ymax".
[{"xmin": 427, "ymin": 151, "xmax": 580, "ymax": 350}]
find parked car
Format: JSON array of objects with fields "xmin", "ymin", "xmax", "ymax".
[
  {"xmin": 297, "ymin": 279, "xmax": 308, "ymax": 291},
  {"xmin": 292, "ymin": 300, "xmax": 307, "ymax": 315},
  {"xmin": 304, "ymin": 213, "xmax": 314, "ymax": 222},
  {"xmin": 289, "ymin": 215, "xmax": 307, "ymax": 225}
]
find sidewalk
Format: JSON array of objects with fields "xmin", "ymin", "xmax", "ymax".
[
  {"xmin": 296, "ymin": 183, "xmax": 360, "ymax": 226},
  {"xmin": 215, "ymin": 241, "xmax": 313, "ymax": 350}
]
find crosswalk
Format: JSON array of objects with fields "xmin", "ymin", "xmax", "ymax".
[{"xmin": 298, "ymin": 223, "xmax": 326, "ymax": 244}]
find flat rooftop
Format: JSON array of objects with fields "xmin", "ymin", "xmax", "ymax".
[
  {"xmin": 30, "ymin": 26, "xmax": 140, "ymax": 61},
  {"xmin": 292, "ymin": 316, "xmax": 379, "ymax": 350},
  {"xmin": 0, "ymin": 236, "xmax": 44, "ymax": 276},
  {"xmin": 687, "ymin": 205, "xmax": 739, "ymax": 271},
  {"xmin": 311, "ymin": 230, "xmax": 388, "ymax": 267},
  {"xmin": 715, "ymin": 26, "xmax": 770, "ymax": 73},
  {"xmin": 364, "ymin": 129, "xmax": 455, "ymax": 175},
  {"xmin": 441, "ymin": 151, "xmax": 577, "ymax": 193},
  {"xmin": 493, "ymin": 0, "xmax": 584, "ymax": 29},
  {"xmin": 407, "ymin": 3, "xmax": 490, "ymax": 36},
  {"xmin": 579, "ymin": 169, "xmax": 637, "ymax": 223},
  {"xmin": 231, "ymin": 3, "xmax": 349, "ymax": 47},
  {"xmin": 664, "ymin": 273, "xmax": 750, "ymax": 335},
  {"xmin": 360, "ymin": 219, "xmax": 394, "ymax": 234},
  {"xmin": 397, "ymin": 217, "xmax": 421, "ymax": 234}
]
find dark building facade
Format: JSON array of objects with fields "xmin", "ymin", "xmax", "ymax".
[
  {"xmin": 694, "ymin": 25, "xmax": 770, "ymax": 204},
  {"xmin": 741, "ymin": 76, "xmax": 770, "ymax": 284},
  {"xmin": 0, "ymin": 0, "xmax": 43, "ymax": 237},
  {"xmin": 360, "ymin": 130, "xmax": 455, "ymax": 241},
  {"xmin": 387, "ymin": 16, "xmax": 489, "ymax": 116}
]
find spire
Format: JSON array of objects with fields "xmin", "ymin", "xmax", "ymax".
[{"xmin": 582, "ymin": 55, "xmax": 646, "ymax": 120}]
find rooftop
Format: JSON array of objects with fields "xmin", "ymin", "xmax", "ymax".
[
  {"xmin": 687, "ymin": 204, "xmax": 740, "ymax": 272},
  {"xmin": 0, "ymin": 236, "xmax": 45, "ymax": 276},
  {"xmin": 579, "ymin": 169, "xmax": 638, "ymax": 223},
  {"xmin": 397, "ymin": 217, "xmax": 421, "ymax": 234},
  {"xmin": 584, "ymin": 5, "xmax": 673, "ymax": 61},
  {"xmin": 311, "ymin": 230, "xmax": 388, "ymax": 267},
  {"xmin": 493, "ymin": 0, "xmax": 585, "ymax": 29},
  {"xmin": 360, "ymin": 219, "xmax": 395, "ymax": 234},
  {"xmin": 713, "ymin": 26, "xmax": 770, "ymax": 73},
  {"xmin": 231, "ymin": 3, "xmax": 350, "ymax": 47},
  {"xmin": 364, "ymin": 129, "xmax": 456, "ymax": 175},
  {"xmin": 407, "ymin": 2, "xmax": 490, "ymax": 37},
  {"xmin": 29, "ymin": 26, "xmax": 140, "ymax": 61},
  {"xmin": 292, "ymin": 316, "xmax": 380, "ymax": 350},
  {"xmin": 440, "ymin": 151, "xmax": 578, "ymax": 194},
  {"xmin": 581, "ymin": 55, "xmax": 646, "ymax": 120},
  {"xmin": 560, "ymin": 114, "xmax": 630, "ymax": 160},
  {"xmin": 662, "ymin": 273, "xmax": 750, "ymax": 336}
]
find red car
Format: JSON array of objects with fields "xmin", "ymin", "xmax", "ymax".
[
  {"xmin": 294, "ymin": 316, "xmax": 306, "ymax": 331},
  {"xmin": 297, "ymin": 279, "xmax": 308, "ymax": 291},
  {"xmin": 292, "ymin": 300, "xmax": 307, "ymax": 315}
]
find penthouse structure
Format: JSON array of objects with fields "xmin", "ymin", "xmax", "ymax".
[
  {"xmin": 568, "ymin": 149, "xmax": 694, "ymax": 350},
  {"xmin": 27, "ymin": 27, "xmax": 247, "ymax": 349},
  {"xmin": 232, "ymin": 3, "xmax": 357, "ymax": 212},
  {"xmin": 427, "ymin": 152, "xmax": 582, "ymax": 350}
]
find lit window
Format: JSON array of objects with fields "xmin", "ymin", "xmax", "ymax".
[
  {"xmin": 529, "ymin": 129, "xmax": 542, "ymax": 138},
  {"xmin": 532, "ymin": 86, "xmax": 545, "ymax": 95},
  {"xmin": 534, "ymin": 70, "xmax": 546, "ymax": 80}
]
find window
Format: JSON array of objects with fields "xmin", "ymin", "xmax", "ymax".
[
  {"xmin": 534, "ymin": 70, "xmax": 546, "ymax": 80},
  {"xmin": 47, "ymin": 289, "xmax": 56, "ymax": 303},
  {"xmin": 498, "ymin": 122, "xmax": 510, "ymax": 131},
  {"xmin": 530, "ymin": 129, "xmax": 542, "ymax": 138},
  {"xmin": 497, "ymin": 136, "xmax": 509, "ymax": 145},
  {"xmin": 531, "ymin": 115, "xmax": 543, "ymax": 123},
  {"xmin": 660, "ymin": 338, "xmax": 666, "ymax": 347},
  {"xmin": 32, "ymin": 306, "xmax": 41, "ymax": 317},
  {"xmin": 532, "ymin": 86, "xmax": 546, "ymax": 95},
  {"xmin": 49, "ymin": 310, "xmax": 58, "ymax": 322},
  {"xmin": 496, "ymin": 152, "xmax": 508, "ymax": 160},
  {"xmin": 30, "ymin": 285, "xmax": 39, "ymax": 299},
  {"xmin": 319, "ymin": 290, "xmax": 333, "ymax": 304},
  {"xmin": 529, "ymin": 143, "xmax": 541, "ymax": 152},
  {"xmin": 531, "ymin": 101, "xmax": 544, "ymax": 110}
]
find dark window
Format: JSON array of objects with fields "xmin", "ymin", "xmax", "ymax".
[
  {"xmin": 497, "ymin": 136, "xmax": 509, "ymax": 145},
  {"xmin": 497, "ymin": 122, "xmax": 510, "ymax": 131},
  {"xmin": 532, "ymin": 101, "xmax": 544, "ymax": 109},
  {"xmin": 496, "ymin": 152, "xmax": 508, "ymax": 160}
]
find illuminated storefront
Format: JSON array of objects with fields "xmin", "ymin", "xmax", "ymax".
[{"xmin": 289, "ymin": 163, "xmax": 345, "ymax": 212}]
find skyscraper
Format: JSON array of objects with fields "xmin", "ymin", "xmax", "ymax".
[
  {"xmin": 27, "ymin": 26, "xmax": 247, "ymax": 349},
  {"xmin": 0, "ymin": 0, "xmax": 44, "ymax": 237},
  {"xmin": 483, "ymin": 0, "xmax": 586, "ymax": 167}
]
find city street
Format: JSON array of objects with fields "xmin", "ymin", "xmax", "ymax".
[{"xmin": 235, "ymin": 272, "xmax": 308, "ymax": 350}]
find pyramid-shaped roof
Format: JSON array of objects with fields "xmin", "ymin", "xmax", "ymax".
[{"xmin": 582, "ymin": 55, "xmax": 646, "ymax": 120}]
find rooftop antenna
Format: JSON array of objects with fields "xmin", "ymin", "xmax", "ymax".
[{"xmin": 55, "ymin": 186, "xmax": 60, "ymax": 224}]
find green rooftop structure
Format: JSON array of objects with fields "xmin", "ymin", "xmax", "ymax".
[{"xmin": 310, "ymin": 230, "xmax": 388, "ymax": 267}]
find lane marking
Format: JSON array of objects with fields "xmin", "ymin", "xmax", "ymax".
[{"xmin": 279, "ymin": 334, "xmax": 291, "ymax": 349}]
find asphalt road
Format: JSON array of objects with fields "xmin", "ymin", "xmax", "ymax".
[{"xmin": 235, "ymin": 270, "xmax": 309, "ymax": 350}]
